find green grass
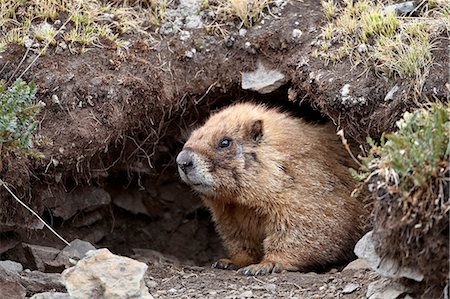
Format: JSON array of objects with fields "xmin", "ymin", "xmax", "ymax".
[
  {"xmin": 354, "ymin": 102, "xmax": 449, "ymax": 208},
  {"xmin": 318, "ymin": 0, "xmax": 447, "ymax": 96},
  {"xmin": 0, "ymin": 80, "xmax": 44, "ymax": 158}
]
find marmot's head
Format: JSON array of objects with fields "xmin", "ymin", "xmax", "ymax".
[{"xmin": 176, "ymin": 103, "xmax": 273, "ymax": 197}]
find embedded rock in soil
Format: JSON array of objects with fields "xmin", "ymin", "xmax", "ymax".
[
  {"xmin": 24, "ymin": 243, "xmax": 61, "ymax": 272},
  {"xmin": 241, "ymin": 62, "xmax": 288, "ymax": 94},
  {"xmin": 54, "ymin": 239, "xmax": 96, "ymax": 268},
  {"xmin": 52, "ymin": 187, "xmax": 111, "ymax": 220},
  {"xmin": 366, "ymin": 278, "xmax": 407, "ymax": 299},
  {"xmin": 342, "ymin": 258, "xmax": 371, "ymax": 272},
  {"xmin": 62, "ymin": 248, "xmax": 153, "ymax": 299},
  {"xmin": 354, "ymin": 231, "xmax": 424, "ymax": 282},
  {"xmin": 21, "ymin": 270, "xmax": 65, "ymax": 295},
  {"xmin": 0, "ymin": 279, "xmax": 26, "ymax": 298}
]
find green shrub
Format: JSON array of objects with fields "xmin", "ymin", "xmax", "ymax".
[
  {"xmin": 358, "ymin": 102, "xmax": 449, "ymax": 194},
  {"xmin": 0, "ymin": 80, "xmax": 43, "ymax": 157}
]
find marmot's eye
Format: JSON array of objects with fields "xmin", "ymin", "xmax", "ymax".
[{"xmin": 219, "ymin": 138, "xmax": 232, "ymax": 148}]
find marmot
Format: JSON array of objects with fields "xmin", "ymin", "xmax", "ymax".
[{"xmin": 176, "ymin": 103, "xmax": 366, "ymax": 275}]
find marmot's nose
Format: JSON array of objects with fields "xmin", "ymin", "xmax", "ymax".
[{"xmin": 176, "ymin": 149, "xmax": 194, "ymax": 174}]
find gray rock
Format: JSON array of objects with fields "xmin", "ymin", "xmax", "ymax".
[
  {"xmin": 0, "ymin": 233, "xmax": 21, "ymax": 255},
  {"xmin": 239, "ymin": 290, "xmax": 253, "ymax": 298},
  {"xmin": 62, "ymin": 248, "xmax": 153, "ymax": 299},
  {"xmin": 21, "ymin": 270, "xmax": 65, "ymax": 295},
  {"xmin": 112, "ymin": 190, "xmax": 150, "ymax": 215},
  {"xmin": 382, "ymin": 1, "xmax": 416, "ymax": 16},
  {"xmin": 23, "ymin": 243, "xmax": 61, "ymax": 272},
  {"xmin": 355, "ymin": 231, "xmax": 424, "ymax": 282},
  {"xmin": 52, "ymin": 187, "xmax": 111, "ymax": 220},
  {"xmin": 0, "ymin": 279, "xmax": 26, "ymax": 299},
  {"xmin": 0, "ymin": 260, "xmax": 23, "ymax": 274},
  {"xmin": 242, "ymin": 62, "xmax": 288, "ymax": 94},
  {"xmin": 343, "ymin": 258, "xmax": 371, "ymax": 272},
  {"xmin": 342, "ymin": 283, "xmax": 359, "ymax": 294},
  {"xmin": 384, "ymin": 84, "xmax": 400, "ymax": 102},
  {"xmin": 357, "ymin": 44, "xmax": 368, "ymax": 53},
  {"xmin": 31, "ymin": 292, "xmax": 71, "ymax": 299},
  {"xmin": 54, "ymin": 239, "xmax": 96, "ymax": 267},
  {"xmin": 366, "ymin": 278, "xmax": 406, "ymax": 299}
]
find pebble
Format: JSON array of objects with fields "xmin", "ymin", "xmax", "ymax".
[
  {"xmin": 292, "ymin": 29, "xmax": 303, "ymax": 39},
  {"xmin": 342, "ymin": 283, "xmax": 360, "ymax": 294}
]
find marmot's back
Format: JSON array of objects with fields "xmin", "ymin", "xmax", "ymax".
[{"xmin": 177, "ymin": 102, "xmax": 367, "ymax": 275}]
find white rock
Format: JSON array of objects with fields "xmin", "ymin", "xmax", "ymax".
[
  {"xmin": 62, "ymin": 248, "xmax": 153, "ymax": 299},
  {"xmin": 358, "ymin": 44, "xmax": 368, "ymax": 53},
  {"xmin": 384, "ymin": 84, "xmax": 399, "ymax": 101},
  {"xmin": 242, "ymin": 62, "xmax": 288, "ymax": 94},
  {"xmin": 239, "ymin": 29, "xmax": 247, "ymax": 36},
  {"xmin": 382, "ymin": 1, "xmax": 416, "ymax": 16},
  {"xmin": 342, "ymin": 283, "xmax": 359, "ymax": 294},
  {"xmin": 343, "ymin": 258, "xmax": 371, "ymax": 271},
  {"xmin": 31, "ymin": 292, "xmax": 71, "ymax": 299},
  {"xmin": 355, "ymin": 231, "xmax": 424, "ymax": 282},
  {"xmin": 292, "ymin": 29, "xmax": 303, "ymax": 39}
]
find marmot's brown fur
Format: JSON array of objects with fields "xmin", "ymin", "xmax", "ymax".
[{"xmin": 176, "ymin": 103, "xmax": 367, "ymax": 275}]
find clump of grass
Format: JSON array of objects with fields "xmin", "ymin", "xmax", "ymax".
[
  {"xmin": 0, "ymin": 0, "xmax": 168, "ymax": 54},
  {"xmin": 321, "ymin": 0, "xmax": 339, "ymax": 20},
  {"xmin": 213, "ymin": 0, "xmax": 273, "ymax": 28},
  {"xmin": 318, "ymin": 0, "xmax": 446, "ymax": 96},
  {"xmin": 0, "ymin": 80, "xmax": 44, "ymax": 158}
]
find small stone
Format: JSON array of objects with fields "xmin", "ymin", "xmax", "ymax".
[
  {"xmin": 31, "ymin": 292, "xmax": 71, "ymax": 299},
  {"xmin": 24, "ymin": 36, "xmax": 33, "ymax": 48},
  {"xmin": 292, "ymin": 29, "xmax": 303, "ymax": 39},
  {"xmin": 341, "ymin": 84, "xmax": 351, "ymax": 97},
  {"xmin": 52, "ymin": 94, "xmax": 60, "ymax": 104},
  {"xmin": 179, "ymin": 30, "xmax": 191, "ymax": 41},
  {"xmin": 242, "ymin": 62, "xmax": 288, "ymax": 94},
  {"xmin": 239, "ymin": 290, "xmax": 253, "ymax": 298},
  {"xmin": 239, "ymin": 29, "xmax": 247, "ymax": 36},
  {"xmin": 58, "ymin": 41, "xmax": 67, "ymax": 50},
  {"xmin": 384, "ymin": 84, "xmax": 400, "ymax": 102},
  {"xmin": 357, "ymin": 44, "xmax": 367, "ymax": 53},
  {"xmin": 382, "ymin": 1, "xmax": 416, "ymax": 16},
  {"xmin": 147, "ymin": 280, "xmax": 158, "ymax": 288},
  {"xmin": 225, "ymin": 35, "xmax": 235, "ymax": 48},
  {"xmin": 244, "ymin": 41, "xmax": 251, "ymax": 48},
  {"xmin": 168, "ymin": 288, "xmax": 177, "ymax": 294},
  {"xmin": 184, "ymin": 48, "xmax": 196, "ymax": 59},
  {"xmin": 264, "ymin": 283, "xmax": 277, "ymax": 294},
  {"xmin": 342, "ymin": 283, "xmax": 359, "ymax": 294}
]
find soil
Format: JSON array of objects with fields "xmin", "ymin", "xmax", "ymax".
[{"xmin": 0, "ymin": 0, "xmax": 448, "ymax": 297}]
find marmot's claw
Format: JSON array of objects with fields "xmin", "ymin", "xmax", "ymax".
[
  {"xmin": 212, "ymin": 259, "xmax": 237, "ymax": 270},
  {"xmin": 237, "ymin": 262, "xmax": 283, "ymax": 276}
]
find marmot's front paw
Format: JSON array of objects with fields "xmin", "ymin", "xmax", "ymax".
[
  {"xmin": 237, "ymin": 261, "xmax": 284, "ymax": 276},
  {"xmin": 212, "ymin": 258, "xmax": 238, "ymax": 270}
]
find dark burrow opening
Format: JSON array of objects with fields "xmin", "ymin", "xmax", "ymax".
[{"xmin": 1, "ymin": 84, "xmax": 335, "ymax": 270}]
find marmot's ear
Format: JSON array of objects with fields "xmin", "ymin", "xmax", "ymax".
[{"xmin": 249, "ymin": 120, "xmax": 263, "ymax": 142}]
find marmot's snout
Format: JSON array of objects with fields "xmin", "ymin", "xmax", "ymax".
[
  {"xmin": 176, "ymin": 149, "xmax": 214, "ymax": 193},
  {"xmin": 176, "ymin": 149, "xmax": 194, "ymax": 176}
]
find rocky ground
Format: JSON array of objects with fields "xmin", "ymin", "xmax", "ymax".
[{"xmin": 0, "ymin": 0, "xmax": 448, "ymax": 298}]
